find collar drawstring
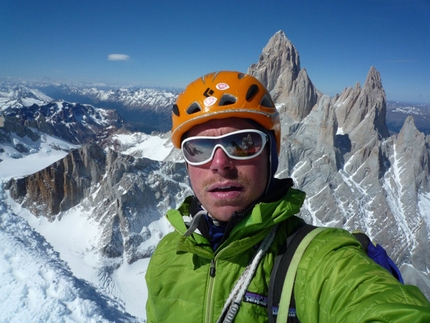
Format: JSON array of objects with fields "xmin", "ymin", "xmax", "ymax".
[{"xmin": 184, "ymin": 210, "xmax": 206, "ymax": 236}]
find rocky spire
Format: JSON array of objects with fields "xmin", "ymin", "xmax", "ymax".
[
  {"xmin": 248, "ymin": 30, "xmax": 300, "ymax": 93},
  {"xmin": 334, "ymin": 67, "xmax": 389, "ymax": 140},
  {"xmin": 396, "ymin": 116, "xmax": 430, "ymax": 181},
  {"xmin": 248, "ymin": 30, "xmax": 318, "ymax": 121}
]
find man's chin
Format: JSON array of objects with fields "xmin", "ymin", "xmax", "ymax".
[{"xmin": 207, "ymin": 204, "xmax": 247, "ymax": 222}]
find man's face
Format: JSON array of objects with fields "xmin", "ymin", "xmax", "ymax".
[{"xmin": 185, "ymin": 118, "xmax": 269, "ymax": 222}]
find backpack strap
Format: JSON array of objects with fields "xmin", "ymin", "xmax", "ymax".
[
  {"xmin": 352, "ymin": 232, "xmax": 371, "ymax": 250},
  {"xmin": 267, "ymin": 224, "xmax": 324, "ymax": 323},
  {"xmin": 267, "ymin": 227, "xmax": 404, "ymax": 323},
  {"xmin": 352, "ymin": 232, "xmax": 404, "ymax": 283}
]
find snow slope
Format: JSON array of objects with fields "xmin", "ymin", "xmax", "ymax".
[
  {"xmin": 0, "ymin": 132, "xmax": 174, "ymax": 322},
  {"xmin": 0, "ymin": 194, "xmax": 139, "ymax": 323}
]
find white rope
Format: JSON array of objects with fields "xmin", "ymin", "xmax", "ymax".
[{"xmin": 217, "ymin": 226, "xmax": 278, "ymax": 323}]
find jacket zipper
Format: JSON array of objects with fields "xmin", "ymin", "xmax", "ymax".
[
  {"xmin": 210, "ymin": 258, "xmax": 216, "ymax": 277},
  {"xmin": 205, "ymin": 259, "xmax": 216, "ymax": 322}
]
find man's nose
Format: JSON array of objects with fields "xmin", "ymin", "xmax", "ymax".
[{"xmin": 209, "ymin": 147, "xmax": 235, "ymax": 172}]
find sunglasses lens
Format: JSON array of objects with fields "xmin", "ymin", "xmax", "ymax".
[
  {"xmin": 223, "ymin": 132, "xmax": 264, "ymax": 157},
  {"xmin": 182, "ymin": 130, "xmax": 267, "ymax": 165},
  {"xmin": 182, "ymin": 139, "xmax": 215, "ymax": 164}
]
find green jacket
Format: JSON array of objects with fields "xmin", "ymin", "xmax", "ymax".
[{"xmin": 146, "ymin": 183, "xmax": 430, "ymax": 322}]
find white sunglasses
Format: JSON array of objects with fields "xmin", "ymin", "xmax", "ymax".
[{"xmin": 181, "ymin": 129, "xmax": 268, "ymax": 166}]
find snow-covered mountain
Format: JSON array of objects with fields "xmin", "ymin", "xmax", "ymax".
[
  {"xmin": 386, "ymin": 101, "xmax": 430, "ymax": 135},
  {"xmin": 0, "ymin": 82, "xmax": 124, "ymax": 146},
  {"xmin": 0, "ymin": 83, "xmax": 52, "ymax": 109},
  {"xmin": 1, "ymin": 30, "xmax": 430, "ymax": 322},
  {"xmin": 29, "ymin": 83, "xmax": 178, "ymax": 133}
]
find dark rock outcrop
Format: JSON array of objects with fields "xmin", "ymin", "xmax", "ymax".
[{"xmin": 8, "ymin": 143, "xmax": 106, "ymax": 219}]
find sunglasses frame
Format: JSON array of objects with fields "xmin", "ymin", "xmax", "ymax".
[{"xmin": 181, "ymin": 129, "xmax": 268, "ymax": 166}]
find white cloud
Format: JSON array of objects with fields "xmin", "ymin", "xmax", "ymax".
[{"xmin": 108, "ymin": 54, "xmax": 130, "ymax": 61}]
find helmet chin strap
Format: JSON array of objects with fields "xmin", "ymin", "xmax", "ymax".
[
  {"xmin": 243, "ymin": 119, "xmax": 278, "ymax": 196},
  {"xmin": 264, "ymin": 128, "xmax": 279, "ymax": 195}
]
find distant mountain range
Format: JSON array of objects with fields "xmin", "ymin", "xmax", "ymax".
[
  {"xmin": 0, "ymin": 81, "xmax": 178, "ymax": 133},
  {"xmin": 2, "ymin": 80, "xmax": 429, "ymax": 135},
  {"xmin": 386, "ymin": 101, "xmax": 430, "ymax": 134}
]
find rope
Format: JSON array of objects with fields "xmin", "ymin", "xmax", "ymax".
[{"xmin": 217, "ymin": 225, "xmax": 278, "ymax": 323}]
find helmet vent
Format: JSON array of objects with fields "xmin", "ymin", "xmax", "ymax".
[
  {"xmin": 219, "ymin": 94, "xmax": 237, "ymax": 106},
  {"xmin": 172, "ymin": 104, "xmax": 180, "ymax": 116},
  {"xmin": 246, "ymin": 84, "xmax": 259, "ymax": 101},
  {"xmin": 260, "ymin": 93, "xmax": 275, "ymax": 108},
  {"xmin": 186, "ymin": 102, "xmax": 202, "ymax": 115}
]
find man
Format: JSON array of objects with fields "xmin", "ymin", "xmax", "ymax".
[{"xmin": 146, "ymin": 71, "xmax": 430, "ymax": 322}]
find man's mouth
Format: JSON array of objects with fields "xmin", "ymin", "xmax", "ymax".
[
  {"xmin": 207, "ymin": 181, "xmax": 244, "ymax": 193},
  {"xmin": 210, "ymin": 185, "xmax": 242, "ymax": 192}
]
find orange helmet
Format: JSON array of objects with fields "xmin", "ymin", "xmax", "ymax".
[{"xmin": 171, "ymin": 71, "xmax": 281, "ymax": 153}]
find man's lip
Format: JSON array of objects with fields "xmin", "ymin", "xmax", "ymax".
[{"xmin": 207, "ymin": 182, "xmax": 243, "ymax": 192}]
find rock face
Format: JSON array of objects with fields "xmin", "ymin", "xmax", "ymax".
[
  {"xmin": 284, "ymin": 94, "xmax": 430, "ymax": 294},
  {"xmin": 8, "ymin": 143, "xmax": 106, "ymax": 218},
  {"xmin": 0, "ymin": 114, "xmax": 40, "ymax": 144},
  {"xmin": 7, "ymin": 143, "xmax": 191, "ymax": 265},
  {"xmin": 255, "ymin": 33, "xmax": 430, "ymax": 297},
  {"xmin": 248, "ymin": 30, "xmax": 319, "ymax": 121},
  {"xmin": 334, "ymin": 67, "xmax": 389, "ymax": 148}
]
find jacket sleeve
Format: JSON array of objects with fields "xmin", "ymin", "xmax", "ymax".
[{"xmin": 294, "ymin": 228, "xmax": 430, "ymax": 323}]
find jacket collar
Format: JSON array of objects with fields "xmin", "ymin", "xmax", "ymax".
[{"xmin": 167, "ymin": 178, "xmax": 304, "ymax": 245}]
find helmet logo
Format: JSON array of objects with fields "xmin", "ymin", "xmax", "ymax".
[
  {"xmin": 216, "ymin": 83, "xmax": 229, "ymax": 90},
  {"xmin": 204, "ymin": 96, "xmax": 217, "ymax": 107},
  {"xmin": 203, "ymin": 88, "xmax": 214, "ymax": 97}
]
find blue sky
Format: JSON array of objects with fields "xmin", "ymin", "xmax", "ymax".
[{"xmin": 1, "ymin": 0, "xmax": 429, "ymax": 103}]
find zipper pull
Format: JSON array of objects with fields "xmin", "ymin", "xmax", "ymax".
[{"xmin": 210, "ymin": 259, "xmax": 216, "ymax": 277}]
